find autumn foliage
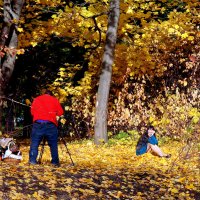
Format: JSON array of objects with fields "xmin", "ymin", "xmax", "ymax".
[
  {"xmin": 0, "ymin": 1, "xmax": 199, "ymax": 198},
  {"xmin": 0, "ymin": 136, "xmax": 199, "ymax": 199}
]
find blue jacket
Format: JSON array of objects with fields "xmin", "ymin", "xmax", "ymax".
[{"xmin": 136, "ymin": 135, "xmax": 158, "ymax": 155}]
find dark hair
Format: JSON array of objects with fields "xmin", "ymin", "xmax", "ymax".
[
  {"xmin": 136, "ymin": 125, "xmax": 156, "ymax": 148},
  {"xmin": 136, "ymin": 132, "xmax": 148, "ymax": 148},
  {"xmin": 44, "ymin": 89, "xmax": 53, "ymax": 95},
  {"xmin": 146, "ymin": 125, "xmax": 156, "ymax": 137},
  {"xmin": 147, "ymin": 125, "xmax": 155, "ymax": 131}
]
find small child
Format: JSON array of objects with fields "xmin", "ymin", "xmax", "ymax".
[{"xmin": 0, "ymin": 138, "xmax": 22, "ymax": 161}]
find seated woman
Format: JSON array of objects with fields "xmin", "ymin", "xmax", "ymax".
[{"xmin": 136, "ymin": 126, "xmax": 171, "ymax": 158}]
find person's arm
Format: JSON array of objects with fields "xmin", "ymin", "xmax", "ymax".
[
  {"xmin": 30, "ymin": 98, "xmax": 37, "ymax": 116},
  {"xmin": 148, "ymin": 135, "xmax": 158, "ymax": 145},
  {"xmin": 56, "ymin": 99, "xmax": 64, "ymax": 116}
]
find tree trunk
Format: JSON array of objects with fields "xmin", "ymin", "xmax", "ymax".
[
  {"xmin": 94, "ymin": 0, "xmax": 120, "ymax": 145},
  {"xmin": 0, "ymin": 0, "xmax": 24, "ymax": 132}
]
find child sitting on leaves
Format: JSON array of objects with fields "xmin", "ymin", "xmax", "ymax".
[{"xmin": 136, "ymin": 126, "xmax": 171, "ymax": 158}]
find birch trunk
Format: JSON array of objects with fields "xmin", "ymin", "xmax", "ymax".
[{"xmin": 94, "ymin": 0, "xmax": 120, "ymax": 145}]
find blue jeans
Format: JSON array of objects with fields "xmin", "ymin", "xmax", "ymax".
[{"xmin": 29, "ymin": 122, "xmax": 59, "ymax": 165}]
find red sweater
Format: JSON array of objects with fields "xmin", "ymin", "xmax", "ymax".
[{"xmin": 31, "ymin": 94, "xmax": 64, "ymax": 126}]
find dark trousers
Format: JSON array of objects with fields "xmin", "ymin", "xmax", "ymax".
[{"xmin": 29, "ymin": 122, "xmax": 59, "ymax": 165}]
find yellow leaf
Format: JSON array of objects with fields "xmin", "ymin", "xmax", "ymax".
[
  {"xmin": 30, "ymin": 42, "xmax": 38, "ymax": 47},
  {"xmin": 150, "ymin": 187, "xmax": 155, "ymax": 191},
  {"xmin": 192, "ymin": 116, "xmax": 199, "ymax": 124},
  {"xmin": 33, "ymin": 192, "xmax": 38, "ymax": 198},
  {"xmin": 178, "ymin": 177, "xmax": 186, "ymax": 183},
  {"xmin": 137, "ymin": 192, "xmax": 143, "ymax": 196},
  {"xmin": 183, "ymin": 80, "xmax": 187, "ymax": 86},
  {"xmin": 185, "ymin": 184, "xmax": 195, "ymax": 189},
  {"xmin": 181, "ymin": 33, "xmax": 189, "ymax": 39},
  {"xmin": 114, "ymin": 183, "xmax": 120, "ymax": 187},
  {"xmin": 17, "ymin": 49, "xmax": 25, "ymax": 55},
  {"xmin": 168, "ymin": 28, "xmax": 175, "ymax": 34},
  {"xmin": 51, "ymin": 14, "xmax": 57, "ymax": 19},
  {"xmin": 188, "ymin": 36, "xmax": 194, "ymax": 41},
  {"xmin": 174, "ymin": 25, "xmax": 179, "ymax": 29},
  {"xmin": 65, "ymin": 106, "xmax": 70, "ymax": 111},
  {"xmin": 171, "ymin": 188, "xmax": 179, "ymax": 193},
  {"xmin": 17, "ymin": 27, "xmax": 24, "ymax": 32},
  {"xmin": 127, "ymin": 7, "xmax": 133, "ymax": 14},
  {"xmin": 9, "ymin": 180, "xmax": 16, "ymax": 185},
  {"xmin": 116, "ymin": 191, "xmax": 123, "ymax": 198},
  {"xmin": 60, "ymin": 118, "xmax": 67, "ymax": 125},
  {"xmin": 124, "ymin": 108, "xmax": 130, "ymax": 119}
]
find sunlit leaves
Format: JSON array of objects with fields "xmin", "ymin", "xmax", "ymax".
[
  {"xmin": 0, "ymin": 138, "xmax": 199, "ymax": 199},
  {"xmin": 12, "ymin": 0, "xmax": 199, "ymax": 97},
  {"xmin": 1, "ymin": 1, "xmax": 198, "ymax": 145}
]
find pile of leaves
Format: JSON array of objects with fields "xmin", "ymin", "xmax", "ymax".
[{"xmin": 0, "ymin": 136, "xmax": 199, "ymax": 199}]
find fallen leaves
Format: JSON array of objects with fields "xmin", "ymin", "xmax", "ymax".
[{"xmin": 0, "ymin": 139, "xmax": 199, "ymax": 199}]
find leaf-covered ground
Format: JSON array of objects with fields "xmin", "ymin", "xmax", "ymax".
[{"xmin": 0, "ymin": 138, "xmax": 199, "ymax": 200}]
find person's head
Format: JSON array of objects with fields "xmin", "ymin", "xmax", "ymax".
[
  {"xmin": 9, "ymin": 142, "xmax": 20, "ymax": 153},
  {"xmin": 147, "ymin": 125, "xmax": 155, "ymax": 131},
  {"xmin": 147, "ymin": 125, "xmax": 155, "ymax": 137},
  {"xmin": 45, "ymin": 89, "xmax": 53, "ymax": 95},
  {"xmin": 41, "ymin": 89, "xmax": 53, "ymax": 96}
]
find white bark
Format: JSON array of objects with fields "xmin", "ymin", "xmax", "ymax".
[{"xmin": 94, "ymin": 0, "xmax": 120, "ymax": 145}]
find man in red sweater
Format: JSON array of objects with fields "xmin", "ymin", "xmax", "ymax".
[{"xmin": 29, "ymin": 90, "xmax": 64, "ymax": 166}]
